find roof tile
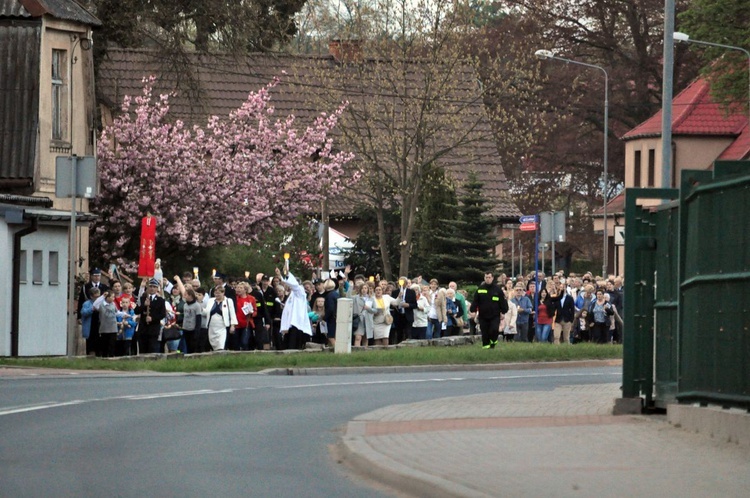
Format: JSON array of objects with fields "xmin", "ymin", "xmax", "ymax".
[
  {"xmin": 98, "ymin": 49, "xmax": 521, "ymax": 219},
  {"xmin": 623, "ymin": 77, "xmax": 748, "ymax": 140}
]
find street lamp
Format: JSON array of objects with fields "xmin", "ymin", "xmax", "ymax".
[
  {"xmin": 673, "ymin": 32, "xmax": 750, "ymax": 127},
  {"xmin": 535, "ymin": 49, "xmax": 609, "ymax": 277}
]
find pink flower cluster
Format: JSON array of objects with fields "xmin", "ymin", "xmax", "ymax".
[{"xmin": 92, "ymin": 77, "xmax": 354, "ymax": 267}]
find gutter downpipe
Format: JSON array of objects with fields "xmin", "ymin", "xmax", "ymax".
[{"xmin": 12, "ymin": 218, "xmax": 39, "ymax": 357}]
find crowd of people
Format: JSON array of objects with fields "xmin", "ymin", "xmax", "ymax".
[{"xmin": 76, "ymin": 261, "xmax": 624, "ymax": 357}]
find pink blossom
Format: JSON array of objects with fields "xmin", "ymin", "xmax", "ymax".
[{"xmin": 92, "ymin": 78, "xmax": 353, "ymax": 266}]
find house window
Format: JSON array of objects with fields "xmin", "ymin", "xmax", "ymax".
[
  {"xmin": 647, "ymin": 149, "xmax": 655, "ymax": 187},
  {"xmin": 52, "ymin": 49, "xmax": 67, "ymax": 141},
  {"xmin": 20, "ymin": 250, "xmax": 27, "ymax": 284},
  {"xmin": 633, "ymin": 150, "xmax": 642, "ymax": 187},
  {"xmin": 49, "ymin": 251, "xmax": 60, "ymax": 285},
  {"xmin": 33, "ymin": 250, "xmax": 43, "ymax": 285}
]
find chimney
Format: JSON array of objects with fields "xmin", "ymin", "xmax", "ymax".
[{"xmin": 329, "ymin": 38, "xmax": 363, "ymax": 64}]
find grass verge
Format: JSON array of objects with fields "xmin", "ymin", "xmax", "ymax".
[{"xmin": 0, "ymin": 343, "xmax": 622, "ymax": 373}]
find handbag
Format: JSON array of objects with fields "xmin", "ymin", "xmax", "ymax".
[
  {"xmin": 384, "ymin": 312, "xmax": 393, "ymax": 325},
  {"xmin": 456, "ymin": 316, "xmax": 465, "ymax": 328},
  {"xmin": 162, "ymin": 327, "xmax": 181, "ymax": 341}
]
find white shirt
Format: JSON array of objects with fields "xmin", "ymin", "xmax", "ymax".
[{"xmin": 280, "ymin": 273, "xmax": 312, "ymax": 336}]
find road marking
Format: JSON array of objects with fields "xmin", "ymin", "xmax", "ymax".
[
  {"xmin": 0, "ymin": 370, "xmax": 621, "ymax": 417},
  {"xmin": 122, "ymin": 389, "xmax": 233, "ymax": 400},
  {"xmin": 0, "ymin": 399, "xmax": 86, "ymax": 416}
]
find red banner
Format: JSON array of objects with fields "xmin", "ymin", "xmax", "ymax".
[{"xmin": 137, "ymin": 216, "xmax": 157, "ymax": 278}]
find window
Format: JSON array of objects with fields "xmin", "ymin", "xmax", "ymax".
[
  {"xmin": 647, "ymin": 149, "xmax": 655, "ymax": 187},
  {"xmin": 19, "ymin": 250, "xmax": 27, "ymax": 284},
  {"xmin": 33, "ymin": 250, "xmax": 43, "ymax": 285},
  {"xmin": 633, "ymin": 150, "xmax": 642, "ymax": 187},
  {"xmin": 51, "ymin": 49, "xmax": 67, "ymax": 141},
  {"xmin": 49, "ymin": 251, "xmax": 59, "ymax": 285}
]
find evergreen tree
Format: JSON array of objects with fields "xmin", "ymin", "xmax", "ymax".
[{"xmin": 428, "ymin": 172, "xmax": 500, "ymax": 284}]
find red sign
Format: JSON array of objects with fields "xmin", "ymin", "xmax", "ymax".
[
  {"xmin": 137, "ymin": 216, "xmax": 157, "ymax": 278},
  {"xmin": 520, "ymin": 222, "xmax": 538, "ymax": 231}
]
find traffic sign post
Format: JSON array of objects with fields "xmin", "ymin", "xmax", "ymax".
[{"xmin": 520, "ymin": 222, "xmax": 538, "ymax": 231}]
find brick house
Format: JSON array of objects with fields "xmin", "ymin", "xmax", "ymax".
[{"xmin": 597, "ymin": 76, "xmax": 750, "ymax": 276}]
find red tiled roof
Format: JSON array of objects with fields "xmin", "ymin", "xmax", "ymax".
[
  {"xmin": 718, "ymin": 123, "xmax": 750, "ymax": 160},
  {"xmin": 622, "ymin": 77, "xmax": 747, "ymax": 140}
]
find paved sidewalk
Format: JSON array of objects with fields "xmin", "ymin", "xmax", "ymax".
[{"xmin": 341, "ymin": 384, "xmax": 750, "ymax": 497}]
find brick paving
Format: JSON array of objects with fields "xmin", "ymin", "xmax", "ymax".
[{"xmin": 342, "ymin": 383, "xmax": 750, "ymax": 497}]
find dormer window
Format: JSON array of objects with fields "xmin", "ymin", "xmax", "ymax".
[{"xmin": 51, "ymin": 49, "xmax": 67, "ymax": 141}]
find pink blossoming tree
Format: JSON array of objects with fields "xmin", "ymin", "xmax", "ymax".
[{"xmin": 92, "ymin": 77, "xmax": 353, "ymax": 268}]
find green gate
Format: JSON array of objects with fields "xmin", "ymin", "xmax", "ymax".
[
  {"xmin": 622, "ymin": 188, "xmax": 679, "ymax": 408},
  {"xmin": 623, "ymin": 161, "xmax": 750, "ymax": 412},
  {"xmin": 677, "ymin": 163, "xmax": 750, "ymax": 409}
]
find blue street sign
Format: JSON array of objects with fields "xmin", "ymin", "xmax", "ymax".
[{"xmin": 519, "ymin": 215, "xmax": 538, "ymax": 224}]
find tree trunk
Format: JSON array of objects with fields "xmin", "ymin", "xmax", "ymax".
[{"xmin": 375, "ymin": 207, "xmax": 393, "ymax": 281}]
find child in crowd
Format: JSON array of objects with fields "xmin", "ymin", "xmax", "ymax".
[
  {"xmin": 117, "ymin": 296, "xmax": 137, "ymax": 355},
  {"xmin": 309, "ymin": 297, "xmax": 327, "ymax": 346},
  {"xmin": 572, "ymin": 309, "xmax": 591, "ymax": 343},
  {"xmin": 120, "ymin": 282, "xmax": 135, "ymax": 310},
  {"xmin": 162, "ymin": 300, "xmax": 181, "ymax": 353}
]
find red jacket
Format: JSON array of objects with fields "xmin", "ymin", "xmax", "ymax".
[{"xmin": 235, "ymin": 295, "xmax": 257, "ymax": 329}]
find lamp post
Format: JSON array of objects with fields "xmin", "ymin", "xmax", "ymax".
[
  {"xmin": 535, "ymin": 49, "xmax": 609, "ymax": 277},
  {"xmin": 674, "ymin": 32, "xmax": 750, "ymax": 128}
]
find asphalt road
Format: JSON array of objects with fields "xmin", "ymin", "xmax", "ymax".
[{"xmin": 0, "ymin": 366, "xmax": 621, "ymax": 497}]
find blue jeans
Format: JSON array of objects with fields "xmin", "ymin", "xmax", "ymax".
[
  {"xmin": 427, "ymin": 318, "xmax": 442, "ymax": 339},
  {"xmin": 515, "ymin": 322, "xmax": 529, "ymax": 342},
  {"xmin": 535, "ymin": 323, "xmax": 551, "ymax": 342},
  {"xmin": 238, "ymin": 327, "xmax": 251, "ymax": 350}
]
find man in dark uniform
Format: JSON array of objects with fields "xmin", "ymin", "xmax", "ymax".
[
  {"xmin": 470, "ymin": 271, "xmax": 509, "ymax": 349},
  {"xmin": 77, "ymin": 268, "xmax": 109, "ymax": 355},
  {"xmin": 135, "ymin": 278, "xmax": 167, "ymax": 354},
  {"xmin": 250, "ymin": 280, "xmax": 272, "ymax": 350},
  {"xmin": 210, "ymin": 272, "xmax": 236, "ymax": 302},
  {"xmin": 391, "ymin": 277, "xmax": 417, "ymax": 343}
]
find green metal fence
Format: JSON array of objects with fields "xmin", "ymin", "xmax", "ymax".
[
  {"xmin": 622, "ymin": 188, "xmax": 678, "ymax": 408},
  {"xmin": 677, "ymin": 162, "xmax": 750, "ymax": 409},
  {"xmin": 623, "ymin": 161, "xmax": 750, "ymax": 411}
]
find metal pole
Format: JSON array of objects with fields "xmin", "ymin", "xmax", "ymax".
[
  {"xmin": 534, "ymin": 224, "xmax": 539, "ymax": 323},
  {"xmin": 67, "ymin": 155, "xmax": 78, "ymax": 356},
  {"xmin": 541, "ymin": 244, "xmax": 545, "ymax": 276},
  {"xmin": 511, "ymin": 227, "xmax": 515, "ymax": 278},
  {"xmin": 519, "ymin": 240, "xmax": 523, "ymax": 277},
  {"xmin": 603, "ymin": 74, "xmax": 609, "ymax": 277},
  {"xmin": 551, "ymin": 220, "xmax": 556, "ymax": 276},
  {"xmin": 533, "ymin": 51, "xmax": 609, "ymax": 277},
  {"xmin": 662, "ymin": 1, "xmax": 675, "ymax": 191}
]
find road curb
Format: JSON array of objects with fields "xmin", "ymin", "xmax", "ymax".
[
  {"xmin": 261, "ymin": 358, "xmax": 622, "ymax": 376},
  {"xmin": 339, "ymin": 424, "xmax": 491, "ymax": 498}
]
